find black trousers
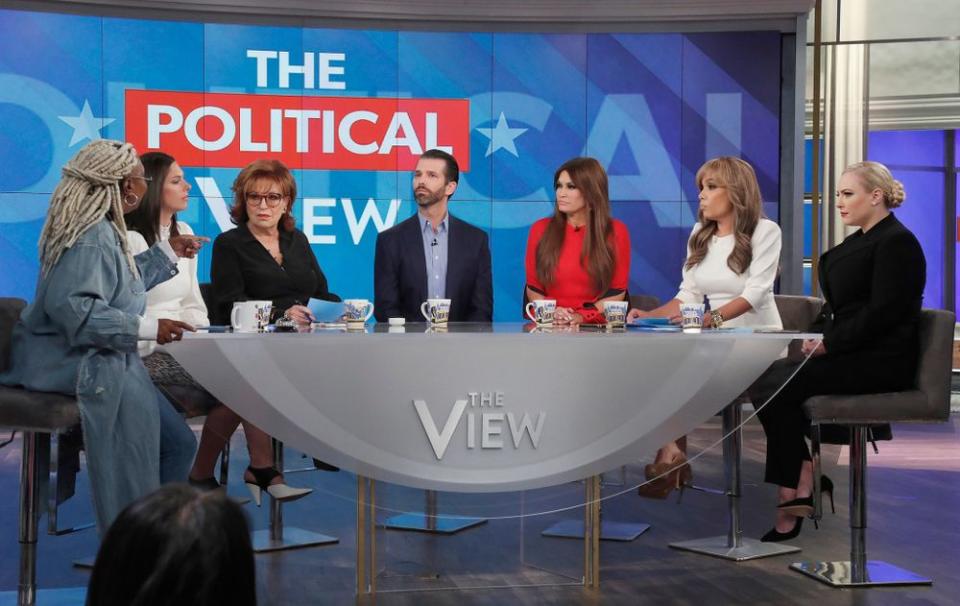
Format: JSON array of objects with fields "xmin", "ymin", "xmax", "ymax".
[{"xmin": 750, "ymin": 350, "xmax": 913, "ymax": 489}]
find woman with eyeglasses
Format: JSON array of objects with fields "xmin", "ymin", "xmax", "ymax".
[
  {"xmin": 0, "ymin": 140, "xmax": 203, "ymax": 532},
  {"xmin": 203, "ymin": 159, "xmax": 341, "ymax": 504}
]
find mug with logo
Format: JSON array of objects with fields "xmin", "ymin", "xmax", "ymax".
[
  {"xmin": 231, "ymin": 300, "xmax": 273, "ymax": 332},
  {"xmin": 525, "ymin": 299, "xmax": 557, "ymax": 325},
  {"xmin": 420, "ymin": 298, "xmax": 452, "ymax": 325},
  {"xmin": 679, "ymin": 303, "xmax": 705, "ymax": 334},
  {"xmin": 602, "ymin": 300, "xmax": 629, "ymax": 327},
  {"xmin": 343, "ymin": 299, "xmax": 374, "ymax": 327}
]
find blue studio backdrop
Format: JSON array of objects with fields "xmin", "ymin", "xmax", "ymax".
[{"xmin": 0, "ymin": 9, "xmax": 782, "ymax": 320}]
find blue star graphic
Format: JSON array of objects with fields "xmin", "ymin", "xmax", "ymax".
[
  {"xmin": 58, "ymin": 100, "xmax": 116, "ymax": 147},
  {"xmin": 476, "ymin": 112, "xmax": 528, "ymax": 158}
]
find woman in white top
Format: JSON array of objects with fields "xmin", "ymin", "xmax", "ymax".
[
  {"xmin": 126, "ymin": 152, "xmax": 311, "ymax": 504},
  {"xmin": 628, "ymin": 156, "xmax": 782, "ymax": 497}
]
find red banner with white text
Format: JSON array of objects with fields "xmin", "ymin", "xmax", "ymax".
[{"xmin": 125, "ymin": 89, "xmax": 470, "ymax": 171}]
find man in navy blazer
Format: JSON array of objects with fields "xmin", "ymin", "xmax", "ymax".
[{"xmin": 374, "ymin": 149, "xmax": 493, "ymax": 323}]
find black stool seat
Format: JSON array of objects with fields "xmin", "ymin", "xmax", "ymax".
[
  {"xmin": 805, "ymin": 390, "xmax": 933, "ymax": 425},
  {"xmin": 0, "ymin": 386, "xmax": 79, "ymax": 432}
]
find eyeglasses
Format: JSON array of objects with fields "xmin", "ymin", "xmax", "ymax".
[
  {"xmin": 245, "ymin": 192, "xmax": 286, "ymax": 208},
  {"xmin": 129, "ymin": 175, "xmax": 153, "ymax": 182}
]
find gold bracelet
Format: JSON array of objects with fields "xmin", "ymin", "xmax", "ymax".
[{"xmin": 710, "ymin": 310, "xmax": 724, "ymax": 329}]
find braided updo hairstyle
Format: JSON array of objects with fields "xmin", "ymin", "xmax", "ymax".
[
  {"xmin": 38, "ymin": 139, "xmax": 141, "ymax": 277},
  {"xmin": 842, "ymin": 161, "xmax": 906, "ymax": 209}
]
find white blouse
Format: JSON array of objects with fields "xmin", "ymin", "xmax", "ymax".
[
  {"xmin": 127, "ymin": 221, "xmax": 210, "ymax": 356},
  {"xmin": 676, "ymin": 218, "xmax": 782, "ymax": 329}
]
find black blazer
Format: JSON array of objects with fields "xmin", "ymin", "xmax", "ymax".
[
  {"xmin": 813, "ymin": 213, "xmax": 925, "ymax": 359},
  {"xmin": 374, "ymin": 214, "xmax": 493, "ymax": 322},
  {"xmin": 210, "ymin": 223, "xmax": 340, "ymax": 325}
]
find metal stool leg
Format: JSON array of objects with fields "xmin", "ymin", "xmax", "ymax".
[
  {"xmin": 670, "ymin": 403, "xmax": 800, "ymax": 560},
  {"xmin": 46, "ymin": 431, "xmax": 93, "ymax": 537},
  {"xmin": 355, "ymin": 476, "xmax": 376, "ymax": 596},
  {"xmin": 1, "ymin": 432, "xmax": 86, "ymax": 606},
  {"xmin": 250, "ymin": 439, "xmax": 338, "ymax": 553},
  {"xmin": 791, "ymin": 425, "xmax": 932, "ymax": 586}
]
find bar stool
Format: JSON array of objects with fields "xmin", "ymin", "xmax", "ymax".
[
  {"xmin": 670, "ymin": 294, "xmax": 823, "ymax": 560},
  {"xmin": 791, "ymin": 308, "xmax": 954, "ymax": 586},
  {"xmin": 0, "ymin": 297, "xmax": 86, "ymax": 606}
]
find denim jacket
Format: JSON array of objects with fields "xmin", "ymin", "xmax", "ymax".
[{"xmin": 0, "ymin": 219, "xmax": 178, "ymax": 531}]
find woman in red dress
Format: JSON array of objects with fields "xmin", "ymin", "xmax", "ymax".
[{"xmin": 524, "ymin": 157, "xmax": 631, "ymax": 325}]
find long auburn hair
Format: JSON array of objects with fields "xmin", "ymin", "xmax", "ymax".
[
  {"xmin": 536, "ymin": 157, "xmax": 616, "ymax": 293},
  {"xmin": 685, "ymin": 157, "xmax": 762, "ymax": 275},
  {"xmin": 125, "ymin": 152, "xmax": 182, "ymax": 247}
]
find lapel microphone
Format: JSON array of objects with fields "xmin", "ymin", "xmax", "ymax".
[{"xmin": 431, "ymin": 238, "xmax": 438, "ymax": 247}]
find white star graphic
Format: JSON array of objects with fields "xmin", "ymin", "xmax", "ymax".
[
  {"xmin": 476, "ymin": 112, "xmax": 528, "ymax": 158},
  {"xmin": 58, "ymin": 100, "xmax": 116, "ymax": 147}
]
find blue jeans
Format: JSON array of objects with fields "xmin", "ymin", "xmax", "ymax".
[{"xmin": 156, "ymin": 387, "xmax": 197, "ymax": 483}]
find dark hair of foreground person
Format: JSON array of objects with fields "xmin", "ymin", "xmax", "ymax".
[{"xmin": 85, "ymin": 484, "xmax": 256, "ymax": 606}]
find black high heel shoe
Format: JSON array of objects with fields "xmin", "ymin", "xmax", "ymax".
[
  {"xmin": 761, "ymin": 516, "xmax": 804, "ymax": 543},
  {"xmin": 244, "ymin": 466, "xmax": 313, "ymax": 507},
  {"xmin": 776, "ymin": 475, "xmax": 835, "ymax": 517}
]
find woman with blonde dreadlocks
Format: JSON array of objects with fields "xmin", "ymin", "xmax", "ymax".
[{"xmin": 0, "ymin": 139, "xmax": 206, "ymax": 532}]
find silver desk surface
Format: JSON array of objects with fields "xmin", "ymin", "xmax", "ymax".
[{"xmin": 169, "ymin": 322, "xmax": 815, "ymax": 492}]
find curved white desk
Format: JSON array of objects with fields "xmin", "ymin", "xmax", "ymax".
[{"xmin": 169, "ymin": 323, "xmax": 810, "ymax": 493}]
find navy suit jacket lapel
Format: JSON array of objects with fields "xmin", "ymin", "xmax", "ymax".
[{"xmin": 404, "ymin": 216, "xmax": 428, "ymax": 304}]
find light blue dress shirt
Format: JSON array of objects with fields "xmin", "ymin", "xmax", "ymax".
[{"xmin": 419, "ymin": 212, "xmax": 449, "ymax": 299}]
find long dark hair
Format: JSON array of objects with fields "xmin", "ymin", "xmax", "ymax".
[
  {"xmin": 86, "ymin": 484, "xmax": 256, "ymax": 606},
  {"xmin": 535, "ymin": 157, "xmax": 616, "ymax": 294},
  {"xmin": 125, "ymin": 151, "xmax": 181, "ymax": 247}
]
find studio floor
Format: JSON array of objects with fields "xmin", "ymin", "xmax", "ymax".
[{"xmin": 0, "ymin": 415, "xmax": 957, "ymax": 606}]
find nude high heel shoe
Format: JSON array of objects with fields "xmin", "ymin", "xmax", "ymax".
[{"xmin": 637, "ymin": 454, "xmax": 692, "ymax": 500}]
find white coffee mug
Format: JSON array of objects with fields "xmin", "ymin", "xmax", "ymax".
[
  {"xmin": 603, "ymin": 300, "xmax": 629, "ymax": 327},
  {"xmin": 680, "ymin": 303, "xmax": 705, "ymax": 334},
  {"xmin": 420, "ymin": 298, "xmax": 451, "ymax": 324},
  {"xmin": 525, "ymin": 299, "xmax": 557, "ymax": 325},
  {"xmin": 343, "ymin": 299, "xmax": 374, "ymax": 325},
  {"xmin": 231, "ymin": 300, "xmax": 272, "ymax": 332}
]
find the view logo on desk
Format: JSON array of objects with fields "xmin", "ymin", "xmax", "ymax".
[{"xmin": 413, "ymin": 391, "xmax": 547, "ymax": 459}]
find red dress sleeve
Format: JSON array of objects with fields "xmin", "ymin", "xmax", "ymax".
[
  {"xmin": 611, "ymin": 220, "xmax": 631, "ymax": 290},
  {"xmin": 524, "ymin": 219, "xmax": 547, "ymax": 293}
]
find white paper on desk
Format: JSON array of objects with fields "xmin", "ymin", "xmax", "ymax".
[{"xmin": 308, "ymin": 299, "xmax": 345, "ymax": 322}]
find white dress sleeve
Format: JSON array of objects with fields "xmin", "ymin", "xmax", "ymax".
[
  {"xmin": 175, "ymin": 223, "xmax": 210, "ymax": 328},
  {"xmin": 739, "ymin": 220, "xmax": 782, "ymax": 309},
  {"xmin": 675, "ymin": 223, "xmax": 703, "ymax": 304}
]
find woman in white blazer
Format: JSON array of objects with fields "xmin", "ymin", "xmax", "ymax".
[{"xmin": 126, "ymin": 152, "xmax": 311, "ymax": 505}]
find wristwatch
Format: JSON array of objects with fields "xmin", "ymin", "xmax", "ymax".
[{"xmin": 709, "ymin": 310, "xmax": 724, "ymax": 329}]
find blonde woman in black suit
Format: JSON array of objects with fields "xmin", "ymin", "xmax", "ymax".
[{"xmin": 755, "ymin": 161, "xmax": 925, "ymax": 542}]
